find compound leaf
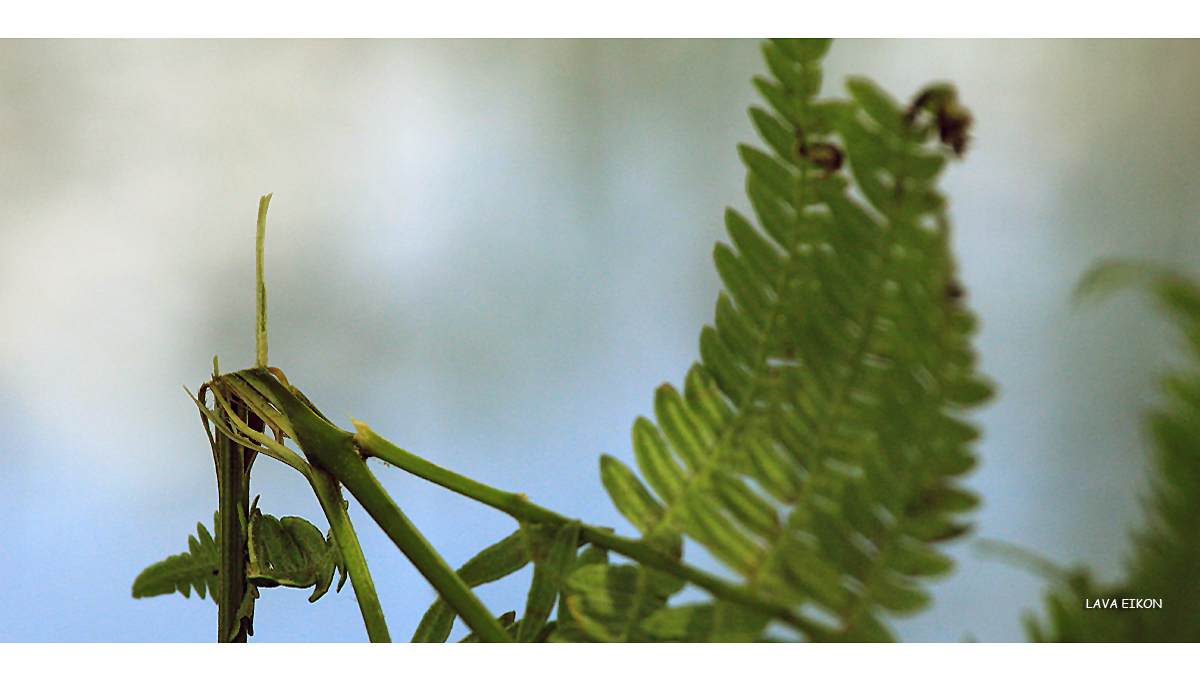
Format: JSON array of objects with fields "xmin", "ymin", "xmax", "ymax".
[
  {"xmin": 599, "ymin": 39, "xmax": 988, "ymax": 641},
  {"xmin": 132, "ymin": 512, "xmax": 222, "ymax": 602}
]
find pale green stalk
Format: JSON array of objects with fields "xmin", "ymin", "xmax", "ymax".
[
  {"xmin": 307, "ymin": 467, "xmax": 392, "ymax": 642},
  {"xmin": 255, "ymin": 194, "xmax": 271, "ymax": 369}
]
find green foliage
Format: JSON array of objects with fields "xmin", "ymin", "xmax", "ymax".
[
  {"xmin": 132, "ymin": 506, "xmax": 347, "ymax": 606},
  {"xmin": 459, "ymin": 611, "xmax": 519, "ymax": 642},
  {"xmin": 411, "ymin": 529, "xmax": 532, "ymax": 642},
  {"xmin": 555, "ymin": 563, "xmax": 685, "ymax": 642},
  {"xmin": 587, "ymin": 37, "xmax": 990, "ymax": 641},
  {"xmin": 132, "ymin": 512, "xmax": 221, "ymax": 601},
  {"xmin": 516, "ymin": 521, "xmax": 581, "ymax": 642},
  {"xmin": 247, "ymin": 499, "xmax": 347, "ymax": 603},
  {"xmin": 133, "ymin": 38, "xmax": 1015, "ymax": 643},
  {"xmin": 410, "ymin": 522, "xmax": 590, "ymax": 643},
  {"xmin": 1021, "ymin": 262, "xmax": 1200, "ymax": 642}
]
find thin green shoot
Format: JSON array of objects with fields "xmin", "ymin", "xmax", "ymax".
[{"xmin": 255, "ymin": 193, "xmax": 271, "ymax": 370}]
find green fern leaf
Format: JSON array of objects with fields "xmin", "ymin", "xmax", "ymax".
[
  {"xmin": 601, "ymin": 455, "xmax": 666, "ymax": 533},
  {"xmin": 597, "ymin": 38, "xmax": 990, "ymax": 641},
  {"xmin": 640, "ymin": 602, "xmax": 770, "ymax": 642},
  {"xmin": 555, "ymin": 563, "xmax": 685, "ymax": 643},
  {"xmin": 132, "ymin": 512, "xmax": 221, "ymax": 602},
  {"xmin": 845, "ymin": 77, "xmax": 906, "ymax": 137}
]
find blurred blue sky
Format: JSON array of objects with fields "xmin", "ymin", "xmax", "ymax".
[{"xmin": 2, "ymin": 39, "xmax": 1199, "ymax": 642}]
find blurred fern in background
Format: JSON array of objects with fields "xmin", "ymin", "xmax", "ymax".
[{"xmin": 1022, "ymin": 262, "xmax": 1200, "ymax": 642}]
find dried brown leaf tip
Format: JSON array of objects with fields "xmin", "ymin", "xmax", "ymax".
[
  {"xmin": 905, "ymin": 84, "xmax": 972, "ymax": 157},
  {"xmin": 796, "ymin": 124, "xmax": 844, "ymax": 177},
  {"xmin": 804, "ymin": 142, "xmax": 844, "ymax": 176}
]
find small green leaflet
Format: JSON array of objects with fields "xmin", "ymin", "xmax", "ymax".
[
  {"xmin": 515, "ymin": 521, "xmax": 581, "ymax": 642},
  {"xmin": 458, "ymin": 611, "xmax": 519, "ymax": 643},
  {"xmin": 411, "ymin": 529, "xmax": 532, "ymax": 642},
  {"xmin": 555, "ymin": 563, "xmax": 685, "ymax": 642},
  {"xmin": 640, "ymin": 602, "xmax": 769, "ymax": 642},
  {"xmin": 246, "ymin": 500, "xmax": 347, "ymax": 603}
]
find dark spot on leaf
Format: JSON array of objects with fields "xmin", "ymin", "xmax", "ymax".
[{"xmin": 905, "ymin": 84, "xmax": 972, "ymax": 157}]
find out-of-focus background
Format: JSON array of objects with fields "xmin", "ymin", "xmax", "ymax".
[{"xmin": 1, "ymin": 39, "xmax": 1198, "ymax": 642}]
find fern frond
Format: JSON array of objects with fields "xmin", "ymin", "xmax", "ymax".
[
  {"xmin": 599, "ymin": 38, "xmax": 991, "ymax": 640},
  {"xmin": 132, "ymin": 512, "xmax": 222, "ymax": 602},
  {"xmin": 1026, "ymin": 262, "xmax": 1200, "ymax": 641}
]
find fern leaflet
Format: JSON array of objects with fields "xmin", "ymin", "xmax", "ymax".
[
  {"xmin": 132, "ymin": 512, "xmax": 222, "ymax": 602},
  {"xmin": 246, "ymin": 499, "xmax": 348, "ymax": 603},
  {"xmin": 411, "ymin": 529, "xmax": 532, "ymax": 642}
]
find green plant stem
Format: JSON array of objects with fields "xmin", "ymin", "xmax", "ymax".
[
  {"xmin": 236, "ymin": 368, "xmax": 512, "ymax": 643},
  {"xmin": 215, "ymin": 394, "xmax": 257, "ymax": 643},
  {"xmin": 307, "ymin": 467, "xmax": 392, "ymax": 642},
  {"xmin": 352, "ymin": 422, "xmax": 823, "ymax": 638}
]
